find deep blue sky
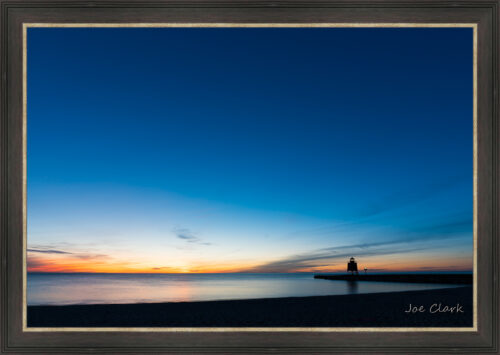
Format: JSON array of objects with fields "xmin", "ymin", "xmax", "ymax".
[{"xmin": 27, "ymin": 28, "xmax": 473, "ymax": 273}]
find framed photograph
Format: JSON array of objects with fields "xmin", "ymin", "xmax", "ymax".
[{"xmin": 0, "ymin": 1, "xmax": 498, "ymax": 353}]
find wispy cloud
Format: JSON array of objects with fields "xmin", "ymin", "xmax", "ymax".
[
  {"xmin": 285, "ymin": 177, "xmax": 471, "ymax": 241},
  {"xmin": 412, "ymin": 216, "xmax": 472, "ymax": 235},
  {"xmin": 247, "ymin": 245, "xmax": 429, "ymax": 273},
  {"xmin": 73, "ymin": 253, "xmax": 111, "ymax": 260},
  {"xmin": 26, "ymin": 243, "xmax": 117, "ymax": 272},
  {"xmin": 247, "ymin": 216, "xmax": 472, "ymax": 273},
  {"xmin": 27, "ymin": 255, "xmax": 52, "ymax": 269},
  {"xmin": 286, "ymin": 205, "xmax": 472, "ymax": 245},
  {"xmin": 354, "ymin": 175, "xmax": 469, "ymax": 219},
  {"xmin": 27, "ymin": 243, "xmax": 111, "ymax": 259},
  {"xmin": 27, "ymin": 248, "xmax": 73, "ymax": 254},
  {"xmin": 151, "ymin": 266, "xmax": 181, "ymax": 272},
  {"xmin": 174, "ymin": 228, "xmax": 211, "ymax": 246}
]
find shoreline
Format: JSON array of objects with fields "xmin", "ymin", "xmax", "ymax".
[
  {"xmin": 28, "ymin": 286, "xmax": 473, "ymax": 328},
  {"xmin": 27, "ymin": 284, "xmax": 464, "ymax": 307}
]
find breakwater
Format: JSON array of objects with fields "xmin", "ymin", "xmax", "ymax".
[{"xmin": 314, "ymin": 273, "xmax": 472, "ymax": 284}]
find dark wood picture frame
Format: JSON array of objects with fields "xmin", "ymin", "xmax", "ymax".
[{"xmin": 0, "ymin": 1, "xmax": 498, "ymax": 353}]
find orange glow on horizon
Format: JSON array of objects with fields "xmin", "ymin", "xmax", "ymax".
[
  {"xmin": 26, "ymin": 252, "xmax": 261, "ymax": 274},
  {"xmin": 27, "ymin": 251, "xmax": 472, "ymax": 274}
]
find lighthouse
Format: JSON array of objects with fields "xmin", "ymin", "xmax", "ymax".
[{"xmin": 347, "ymin": 257, "xmax": 359, "ymax": 275}]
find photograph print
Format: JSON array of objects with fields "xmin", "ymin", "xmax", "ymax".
[{"xmin": 26, "ymin": 26, "xmax": 474, "ymax": 328}]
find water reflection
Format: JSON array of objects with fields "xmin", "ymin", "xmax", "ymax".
[
  {"xmin": 347, "ymin": 280, "xmax": 358, "ymax": 294},
  {"xmin": 27, "ymin": 273, "xmax": 462, "ymax": 306}
]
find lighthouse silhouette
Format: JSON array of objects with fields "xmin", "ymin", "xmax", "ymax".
[{"xmin": 347, "ymin": 257, "xmax": 359, "ymax": 275}]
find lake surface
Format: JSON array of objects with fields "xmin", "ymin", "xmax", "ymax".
[{"xmin": 27, "ymin": 272, "xmax": 464, "ymax": 306}]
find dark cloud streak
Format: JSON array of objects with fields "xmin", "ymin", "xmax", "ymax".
[
  {"xmin": 247, "ymin": 215, "xmax": 472, "ymax": 273},
  {"xmin": 174, "ymin": 228, "xmax": 212, "ymax": 246},
  {"xmin": 354, "ymin": 175, "xmax": 469, "ymax": 219},
  {"xmin": 27, "ymin": 248, "xmax": 73, "ymax": 254}
]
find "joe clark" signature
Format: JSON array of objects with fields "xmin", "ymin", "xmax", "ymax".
[{"xmin": 404, "ymin": 303, "xmax": 464, "ymax": 314}]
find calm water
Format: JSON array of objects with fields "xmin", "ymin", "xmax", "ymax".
[{"xmin": 27, "ymin": 273, "xmax": 464, "ymax": 306}]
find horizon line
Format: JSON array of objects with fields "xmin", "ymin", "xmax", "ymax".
[{"xmin": 26, "ymin": 270, "xmax": 474, "ymax": 274}]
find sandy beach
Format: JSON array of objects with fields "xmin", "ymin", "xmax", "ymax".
[{"xmin": 27, "ymin": 286, "xmax": 472, "ymax": 327}]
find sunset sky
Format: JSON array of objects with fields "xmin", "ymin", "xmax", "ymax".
[{"xmin": 27, "ymin": 27, "xmax": 473, "ymax": 273}]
